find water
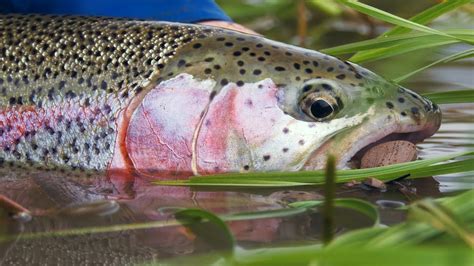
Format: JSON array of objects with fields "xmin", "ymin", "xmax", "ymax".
[{"xmin": 1, "ymin": 15, "xmax": 473, "ymax": 266}]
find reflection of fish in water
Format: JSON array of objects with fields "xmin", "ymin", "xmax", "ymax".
[{"xmin": 0, "ymin": 15, "xmax": 441, "ymax": 182}]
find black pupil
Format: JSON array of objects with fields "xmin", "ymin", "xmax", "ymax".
[{"xmin": 310, "ymin": 100, "xmax": 333, "ymax": 118}]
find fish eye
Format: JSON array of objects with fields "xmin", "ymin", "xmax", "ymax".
[
  {"xmin": 300, "ymin": 93, "xmax": 338, "ymax": 121},
  {"xmin": 310, "ymin": 99, "xmax": 333, "ymax": 119}
]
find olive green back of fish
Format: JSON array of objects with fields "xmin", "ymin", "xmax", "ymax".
[{"xmin": 0, "ymin": 14, "xmax": 214, "ymax": 171}]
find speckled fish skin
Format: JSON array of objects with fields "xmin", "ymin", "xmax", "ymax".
[{"xmin": 0, "ymin": 14, "xmax": 441, "ymax": 176}]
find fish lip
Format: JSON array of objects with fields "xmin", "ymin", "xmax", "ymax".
[{"xmin": 303, "ymin": 111, "xmax": 441, "ymax": 170}]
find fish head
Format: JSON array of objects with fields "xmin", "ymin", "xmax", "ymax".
[{"xmin": 131, "ymin": 27, "xmax": 441, "ymax": 174}]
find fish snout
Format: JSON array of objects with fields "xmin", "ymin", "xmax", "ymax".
[{"xmin": 393, "ymin": 87, "xmax": 441, "ymax": 140}]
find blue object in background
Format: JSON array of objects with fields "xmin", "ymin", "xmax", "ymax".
[{"xmin": 0, "ymin": 0, "xmax": 231, "ymax": 23}]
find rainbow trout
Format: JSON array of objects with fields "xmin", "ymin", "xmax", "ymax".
[{"xmin": 0, "ymin": 15, "xmax": 441, "ymax": 179}]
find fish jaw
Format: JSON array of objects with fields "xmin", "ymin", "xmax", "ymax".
[{"xmin": 303, "ymin": 88, "xmax": 442, "ymax": 170}]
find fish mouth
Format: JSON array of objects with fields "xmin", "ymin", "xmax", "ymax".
[
  {"xmin": 345, "ymin": 130, "xmax": 433, "ymax": 169},
  {"xmin": 303, "ymin": 109, "xmax": 441, "ymax": 170}
]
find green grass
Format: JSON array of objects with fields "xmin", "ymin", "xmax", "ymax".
[
  {"xmin": 153, "ymin": 190, "xmax": 474, "ymax": 266},
  {"xmin": 154, "ymin": 151, "xmax": 474, "ymax": 187},
  {"xmin": 348, "ymin": 0, "xmax": 473, "ymax": 60}
]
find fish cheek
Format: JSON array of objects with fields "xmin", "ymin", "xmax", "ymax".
[
  {"xmin": 126, "ymin": 74, "xmax": 215, "ymax": 177},
  {"xmin": 196, "ymin": 79, "xmax": 323, "ymax": 173}
]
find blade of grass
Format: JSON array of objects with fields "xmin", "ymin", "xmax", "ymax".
[
  {"xmin": 394, "ymin": 48, "xmax": 474, "ymax": 82},
  {"xmin": 382, "ymin": 0, "xmax": 473, "ymax": 36},
  {"xmin": 349, "ymin": 38, "xmax": 458, "ymax": 63},
  {"xmin": 154, "ymin": 151, "xmax": 474, "ymax": 187},
  {"xmin": 290, "ymin": 198, "xmax": 380, "ymax": 226},
  {"xmin": 162, "ymin": 191, "xmax": 474, "ymax": 265},
  {"xmin": 322, "ymin": 155, "xmax": 336, "ymax": 244},
  {"xmin": 330, "ymin": 189, "xmax": 474, "ymax": 248},
  {"xmin": 409, "ymin": 199, "xmax": 474, "ymax": 248},
  {"xmin": 337, "ymin": 0, "xmax": 465, "ymax": 42},
  {"xmin": 0, "ymin": 198, "xmax": 326, "ymax": 243},
  {"xmin": 231, "ymin": 246, "xmax": 474, "ymax": 266},
  {"xmin": 351, "ymin": 0, "xmax": 473, "ymax": 59},
  {"xmin": 321, "ymin": 30, "xmax": 474, "ymax": 56},
  {"xmin": 422, "ymin": 89, "xmax": 474, "ymax": 104}
]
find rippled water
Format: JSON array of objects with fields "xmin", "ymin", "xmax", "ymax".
[{"xmin": 1, "ymin": 26, "xmax": 473, "ymax": 266}]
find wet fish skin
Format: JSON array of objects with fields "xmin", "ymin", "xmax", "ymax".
[
  {"xmin": 0, "ymin": 15, "xmax": 209, "ymax": 171},
  {"xmin": 0, "ymin": 14, "xmax": 441, "ymax": 174}
]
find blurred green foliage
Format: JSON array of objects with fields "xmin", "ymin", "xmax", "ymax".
[
  {"xmin": 217, "ymin": 0, "xmax": 439, "ymax": 49},
  {"xmin": 216, "ymin": 0, "xmax": 474, "ymax": 82}
]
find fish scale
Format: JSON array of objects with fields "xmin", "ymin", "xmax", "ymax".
[{"xmin": 0, "ymin": 14, "xmax": 213, "ymax": 171}]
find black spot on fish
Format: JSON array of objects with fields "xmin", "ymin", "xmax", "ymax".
[
  {"xmin": 302, "ymin": 85, "xmax": 312, "ymax": 92},
  {"xmin": 336, "ymin": 74, "xmax": 346, "ymax": 80},
  {"xmin": 305, "ymin": 68, "xmax": 313, "ymax": 74},
  {"xmin": 258, "ymin": 57, "xmax": 265, "ymax": 62},
  {"xmin": 263, "ymin": 155, "xmax": 271, "ymax": 161},
  {"xmin": 221, "ymin": 79, "xmax": 229, "ymax": 86},
  {"xmin": 398, "ymin": 97, "xmax": 405, "ymax": 103},
  {"xmin": 237, "ymin": 60, "xmax": 244, "ymax": 66},
  {"xmin": 177, "ymin": 59, "xmax": 186, "ymax": 67},
  {"xmin": 401, "ymin": 111, "xmax": 407, "ymax": 116},
  {"xmin": 322, "ymin": 84, "xmax": 333, "ymax": 91},
  {"xmin": 204, "ymin": 68, "xmax": 212, "ymax": 74},
  {"xmin": 386, "ymin": 102, "xmax": 394, "ymax": 109},
  {"xmin": 192, "ymin": 43, "xmax": 202, "ymax": 49},
  {"xmin": 411, "ymin": 107, "xmax": 419, "ymax": 115},
  {"xmin": 213, "ymin": 64, "xmax": 221, "ymax": 70},
  {"xmin": 298, "ymin": 139, "xmax": 305, "ymax": 145},
  {"xmin": 233, "ymin": 51, "xmax": 241, "ymax": 56},
  {"xmin": 243, "ymin": 165, "xmax": 250, "ymax": 171},
  {"xmin": 274, "ymin": 66, "xmax": 286, "ymax": 71},
  {"xmin": 282, "ymin": 148, "xmax": 289, "ymax": 153},
  {"xmin": 237, "ymin": 81, "xmax": 244, "ymax": 87},
  {"xmin": 101, "ymin": 80, "xmax": 108, "ymax": 90},
  {"xmin": 253, "ymin": 69, "xmax": 262, "ymax": 75},
  {"xmin": 65, "ymin": 90, "xmax": 77, "ymax": 99},
  {"xmin": 239, "ymin": 69, "xmax": 246, "ymax": 75},
  {"xmin": 283, "ymin": 128, "xmax": 289, "ymax": 134},
  {"xmin": 204, "ymin": 57, "xmax": 214, "ymax": 62},
  {"xmin": 224, "ymin": 42, "xmax": 233, "ymax": 47}
]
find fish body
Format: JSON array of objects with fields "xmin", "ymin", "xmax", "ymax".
[{"xmin": 0, "ymin": 15, "xmax": 441, "ymax": 178}]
